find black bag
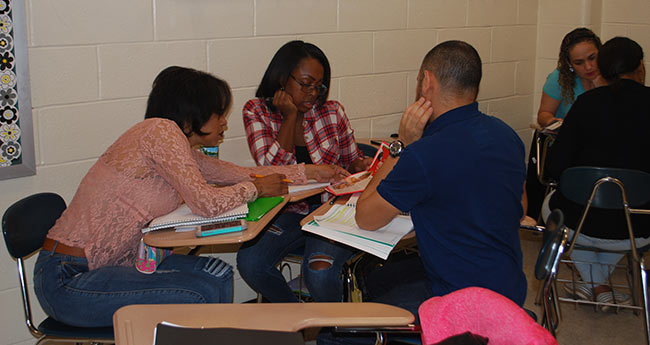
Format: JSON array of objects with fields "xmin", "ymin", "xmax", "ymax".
[{"xmin": 351, "ymin": 248, "xmax": 426, "ymax": 302}]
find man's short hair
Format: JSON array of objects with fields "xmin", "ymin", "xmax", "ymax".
[{"xmin": 421, "ymin": 40, "xmax": 482, "ymax": 96}]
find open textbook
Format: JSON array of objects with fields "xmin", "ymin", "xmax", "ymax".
[
  {"xmin": 325, "ymin": 141, "xmax": 390, "ymax": 196},
  {"xmin": 302, "ymin": 200, "xmax": 413, "ymax": 259}
]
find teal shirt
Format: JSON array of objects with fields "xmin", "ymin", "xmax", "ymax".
[{"xmin": 542, "ymin": 69, "xmax": 586, "ymax": 119}]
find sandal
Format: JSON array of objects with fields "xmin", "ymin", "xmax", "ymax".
[
  {"xmin": 563, "ymin": 282, "xmax": 594, "ymax": 301},
  {"xmin": 597, "ymin": 290, "xmax": 632, "ymax": 311}
]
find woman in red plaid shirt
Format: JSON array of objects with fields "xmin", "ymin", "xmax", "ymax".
[{"xmin": 238, "ymin": 41, "xmax": 371, "ymax": 302}]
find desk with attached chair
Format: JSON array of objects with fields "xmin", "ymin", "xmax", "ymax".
[{"xmin": 113, "ymin": 302, "xmax": 415, "ymax": 345}]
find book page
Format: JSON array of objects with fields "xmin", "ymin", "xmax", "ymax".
[{"xmin": 306, "ymin": 204, "xmax": 414, "ymax": 259}]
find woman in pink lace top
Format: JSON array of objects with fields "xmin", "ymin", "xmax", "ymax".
[{"xmin": 32, "ymin": 66, "xmax": 345, "ymax": 328}]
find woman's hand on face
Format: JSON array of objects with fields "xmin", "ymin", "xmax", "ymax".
[
  {"xmin": 305, "ymin": 164, "xmax": 350, "ymax": 183},
  {"xmin": 592, "ymin": 74, "xmax": 607, "ymax": 88},
  {"xmin": 250, "ymin": 173, "xmax": 289, "ymax": 197},
  {"xmin": 273, "ymin": 89, "xmax": 298, "ymax": 118},
  {"xmin": 349, "ymin": 157, "xmax": 373, "ymax": 173}
]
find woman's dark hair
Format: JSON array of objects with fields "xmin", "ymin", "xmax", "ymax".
[
  {"xmin": 145, "ymin": 66, "xmax": 231, "ymax": 136},
  {"xmin": 557, "ymin": 28, "xmax": 602, "ymax": 104},
  {"xmin": 255, "ymin": 40, "xmax": 331, "ymax": 109},
  {"xmin": 598, "ymin": 36, "xmax": 644, "ymax": 83}
]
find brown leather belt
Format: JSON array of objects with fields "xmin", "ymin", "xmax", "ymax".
[{"xmin": 43, "ymin": 237, "xmax": 86, "ymax": 258}]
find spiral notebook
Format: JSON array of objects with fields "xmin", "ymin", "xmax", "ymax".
[{"xmin": 142, "ymin": 203, "xmax": 248, "ymax": 233}]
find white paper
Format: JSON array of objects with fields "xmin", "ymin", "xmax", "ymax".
[{"xmin": 305, "ymin": 204, "xmax": 414, "ymax": 259}]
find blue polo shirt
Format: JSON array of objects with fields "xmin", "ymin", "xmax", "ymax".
[{"xmin": 377, "ymin": 102, "xmax": 527, "ymax": 306}]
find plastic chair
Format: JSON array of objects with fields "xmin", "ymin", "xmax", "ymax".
[
  {"xmin": 557, "ymin": 167, "xmax": 650, "ymax": 343},
  {"xmin": 2, "ymin": 193, "xmax": 114, "ymax": 344}
]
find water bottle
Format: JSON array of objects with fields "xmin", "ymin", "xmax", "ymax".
[{"xmin": 200, "ymin": 146, "xmax": 219, "ymax": 158}]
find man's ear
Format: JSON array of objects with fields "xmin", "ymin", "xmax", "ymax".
[{"xmin": 421, "ymin": 70, "xmax": 437, "ymax": 97}]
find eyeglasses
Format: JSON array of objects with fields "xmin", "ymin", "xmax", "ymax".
[{"xmin": 288, "ymin": 74, "xmax": 328, "ymax": 95}]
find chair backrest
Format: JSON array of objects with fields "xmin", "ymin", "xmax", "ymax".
[
  {"xmin": 535, "ymin": 209, "xmax": 566, "ymax": 281},
  {"xmin": 2, "ymin": 193, "xmax": 66, "ymax": 259},
  {"xmin": 559, "ymin": 166, "xmax": 650, "ymax": 209}
]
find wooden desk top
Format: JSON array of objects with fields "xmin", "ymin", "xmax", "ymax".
[
  {"xmin": 113, "ymin": 302, "xmax": 415, "ymax": 345},
  {"xmin": 143, "ymin": 188, "xmax": 326, "ymax": 247},
  {"xmin": 143, "ymin": 197, "xmax": 289, "ymax": 247}
]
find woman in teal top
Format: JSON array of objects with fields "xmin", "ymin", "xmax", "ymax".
[{"xmin": 537, "ymin": 28, "xmax": 604, "ymax": 127}]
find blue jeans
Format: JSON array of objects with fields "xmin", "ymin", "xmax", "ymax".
[
  {"xmin": 33, "ymin": 250, "xmax": 233, "ymax": 327},
  {"xmin": 237, "ymin": 211, "xmax": 356, "ymax": 302}
]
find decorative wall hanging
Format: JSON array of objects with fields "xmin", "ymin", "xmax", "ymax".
[{"xmin": 0, "ymin": 0, "xmax": 35, "ymax": 180}]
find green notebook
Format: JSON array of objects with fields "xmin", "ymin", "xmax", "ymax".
[{"xmin": 246, "ymin": 196, "xmax": 284, "ymax": 221}]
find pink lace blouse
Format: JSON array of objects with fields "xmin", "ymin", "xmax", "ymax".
[{"xmin": 47, "ymin": 118, "xmax": 306, "ymax": 270}]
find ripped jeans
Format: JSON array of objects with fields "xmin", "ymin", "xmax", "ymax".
[
  {"xmin": 237, "ymin": 211, "xmax": 356, "ymax": 302},
  {"xmin": 33, "ymin": 250, "xmax": 233, "ymax": 327}
]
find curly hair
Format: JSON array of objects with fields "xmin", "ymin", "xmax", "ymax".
[{"xmin": 557, "ymin": 28, "xmax": 602, "ymax": 105}]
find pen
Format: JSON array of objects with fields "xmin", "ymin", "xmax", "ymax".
[
  {"xmin": 328, "ymin": 195, "xmax": 339, "ymax": 205},
  {"xmin": 252, "ymin": 174, "xmax": 294, "ymax": 184}
]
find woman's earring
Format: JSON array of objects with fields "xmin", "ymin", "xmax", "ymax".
[{"xmin": 569, "ymin": 66, "xmax": 574, "ymax": 73}]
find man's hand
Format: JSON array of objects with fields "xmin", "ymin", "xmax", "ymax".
[
  {"xmin": 398, "ymin": 97, "xmax": 434, "ymax": 146},
  {"xmin": 305, "ymin": 164, "xmax": 350, "ymax": 182},
  {"xmin": 251, "ymin": 174, "xmax": 289, "ymax": 197}
]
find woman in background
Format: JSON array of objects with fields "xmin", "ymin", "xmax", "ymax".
[
  {"xmin": 537, "ymin": 27, "xmax": 604, "ymax": 127},
  {"xmin": 33, "ymin": 66, "xmax": 344, "ymax": 327},
  {"xmin": 239, "ymin": 40, "xmax": 370, "ymax": 302},
  {"xmin": 527, "ymin": 28, "xmax": 604, "ymax": 221}
]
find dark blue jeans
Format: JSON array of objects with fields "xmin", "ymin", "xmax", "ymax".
[
  {"xmin": 33, "ymin": 250, "xmax": 233, "ymax": 327},
  {"xmin": 237, "ymin": 211, "xmax": 356, "ymax": 302}
]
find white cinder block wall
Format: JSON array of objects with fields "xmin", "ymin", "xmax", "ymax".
[{"xmin": 1, "ymin": 1, "xmax": 649, "ymax": 343}]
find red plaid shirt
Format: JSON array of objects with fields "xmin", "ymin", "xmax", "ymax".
[
  {"xmin": 244, "ymin": 98, "xmax": 363, "ymax": 214},
  {"xmin": 243, "ymin": 98, "xmax": 363, "ymax": 168}
]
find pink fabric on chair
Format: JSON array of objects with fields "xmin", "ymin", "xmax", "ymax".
[{"xmin": 419, "ymin": 287, "xmax": 557, "ymax": 345}]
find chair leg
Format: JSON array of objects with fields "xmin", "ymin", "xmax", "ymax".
[
  {"xmin": 629, "ymin": 255, "xmax": 643, "ymax": 315},
  {"xmin": 640, "ymin": 260, "xmax": 650, "ymax": 345}
]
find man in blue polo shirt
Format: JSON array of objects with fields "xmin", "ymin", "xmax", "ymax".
[{"xmin": 356, "ymin": 40, "xmax": 527, "ymax": 307}]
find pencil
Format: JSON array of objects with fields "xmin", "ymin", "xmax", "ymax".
[{"xmin": 252, "ymin": 174, "xmax": 294, "ymax": 184}]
